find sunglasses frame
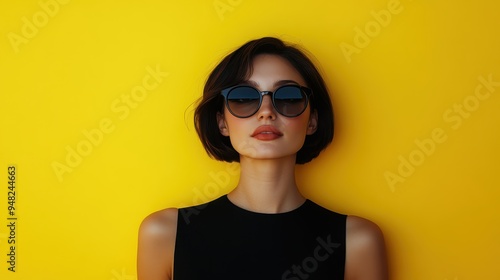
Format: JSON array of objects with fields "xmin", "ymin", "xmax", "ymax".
[{"xmin": 221, "ymin": 84, "xmax": 312, "ymax": 118}]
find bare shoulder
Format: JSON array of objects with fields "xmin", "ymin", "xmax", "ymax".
[
  {"xmin": 139, "ymin": 208, "xmax": 178, "ymax": 238},
  {"xmin": 346, "ymin": 215, "xmax": 385, "ymax": 244},
  {"xmin": 345, "ymin": 215, "xmax": 388, "ymax": 280},
  {"xmin": 137, "ymin": 208, "xmax": 178, "ymax": 280}
]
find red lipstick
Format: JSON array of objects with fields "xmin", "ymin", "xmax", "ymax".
[{"xmin": 251, "ymin": 125, "xmax": 283, "ymax": 141}]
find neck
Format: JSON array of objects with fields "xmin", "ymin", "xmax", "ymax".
[{"xmin": 227, "ymin": 155, "xmax": 305, "ymax": 214}]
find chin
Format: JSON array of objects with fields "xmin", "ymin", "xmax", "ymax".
[{"xmin": 242, "ymin": 152, "xmax": 298, "ymax": 162}]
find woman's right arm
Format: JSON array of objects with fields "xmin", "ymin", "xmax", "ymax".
[{"xmin": 137, "ymin": 208, "xmax": 178, "ymax": 280}]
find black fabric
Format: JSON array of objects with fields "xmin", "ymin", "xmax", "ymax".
[{"xmin": 174, "ymin": 195, "xmax": 347, "ymax": 280}]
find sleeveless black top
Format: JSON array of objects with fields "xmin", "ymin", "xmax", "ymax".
[{"xmin": 174, "ymin": 195, "xmax": 347, "ymax": 280}]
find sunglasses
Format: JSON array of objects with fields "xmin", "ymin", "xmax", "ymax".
[{"xmin": 221, "ymin": 84, "xmax": 312, "ymax": 118}]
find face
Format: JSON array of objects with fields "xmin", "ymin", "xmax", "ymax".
[{"xmin": 217, "ymin": 54, "xmax": 318, "ymax": 162}]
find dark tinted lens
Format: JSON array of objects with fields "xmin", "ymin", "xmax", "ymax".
[
  {"xmin": 227, "ymin": 86, "xmax": 261, "ymax": 117},
  {"xmin": 273, "ymin": 85, "xmax": 307, "ymax": 116}
]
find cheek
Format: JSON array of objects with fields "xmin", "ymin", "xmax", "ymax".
[
  {"xmin": 224, "ymin": 119, "xmax": 258, "ymax": 156},
  {"xmin": 222, "ymin": 109, "xmax": 241, "ymax": 134},
  {"xmin": 284, "ymin": 111, "xmax": 311, "ymax": 133},
  {"xmin": 285, "ymin": 121, "xmax": 308, "ymax": 134},
  {"xmin": 222, "ymin": 112, "xmax": 251, "ymax": 147}
]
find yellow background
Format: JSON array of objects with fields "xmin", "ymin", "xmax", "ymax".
[{"xmin": 1, "ymin": 0, "xmax": 499, "ymax": 279}]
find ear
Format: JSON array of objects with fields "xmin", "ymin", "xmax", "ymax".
[
  {"xmin": 307, "ymin": 110, "xmax": 318, "ymax": 135},
  {"xmin": 217, "ymin": 112, "xmax": 230, "ymax": 136}
]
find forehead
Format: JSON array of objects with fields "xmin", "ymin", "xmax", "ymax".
[{"xmin": 246, "ymin": 54, "xmax": 306, "ymax": 87}]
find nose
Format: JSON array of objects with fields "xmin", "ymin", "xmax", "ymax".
[{"xmin": 257, "ymin": 94, "xmax": 276, "ymax": 120}]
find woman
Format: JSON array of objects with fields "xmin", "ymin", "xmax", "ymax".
[{"xmin": 137, "ymin": 37, "xmax": 388, "ymax": 280}]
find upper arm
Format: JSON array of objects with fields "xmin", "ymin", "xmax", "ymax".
[
  {"xmin": 345, "ymin": 215, "xmax": 388, "ymax": 280},
  {"xmin": 137, "ymin": 208, "xmax": 178, "ymax": 280}
]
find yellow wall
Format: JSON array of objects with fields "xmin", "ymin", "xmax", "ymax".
[{"xmin": 1, "ymin": 0, "xmax": 499, "ymax": 279}]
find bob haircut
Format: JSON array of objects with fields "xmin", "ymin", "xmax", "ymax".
[{"xmin": 194, "ymin": 37, "xmax": 334, "ymax": 164}]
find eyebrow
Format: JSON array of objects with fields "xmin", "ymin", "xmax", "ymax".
[{"xmin": 244, "ymin": 79, "xmax": 300, "ymax": 88}]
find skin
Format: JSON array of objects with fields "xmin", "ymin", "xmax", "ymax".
[{"xmin": 137, "ymin": 54, "xmax": 389, "ymax": 280}]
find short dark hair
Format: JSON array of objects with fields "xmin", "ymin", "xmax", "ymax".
[{"xmin": 194, "ymin": 37, "xmax": 334, "ymax": 164}]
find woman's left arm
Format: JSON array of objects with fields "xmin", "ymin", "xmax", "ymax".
[{"xmin": 345, "ymin": 216, "xmax": 389, "ymax": 280}]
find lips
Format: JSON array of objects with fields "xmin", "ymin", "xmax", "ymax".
[{"xmin": 251, "ymin": 125, "xmax": 283, "ymax": 140}]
